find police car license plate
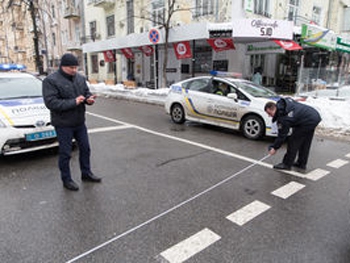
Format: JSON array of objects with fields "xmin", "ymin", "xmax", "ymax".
[{"xmin": 25, "ymin": 130, "xmax": 57, "ymax": 141}]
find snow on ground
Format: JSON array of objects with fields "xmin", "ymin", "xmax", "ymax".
[{"xmin": 89, "ymin": 82, "xmax": 350, "ymax": 141}]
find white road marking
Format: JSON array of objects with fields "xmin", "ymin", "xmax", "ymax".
[
  {"xmin": 226, "ymin": 200, "xmax": 271, "ymax": 226},
  {"xmin": 271, "ymin": 181, "xmax": 305, "ymax": 199},
  {"xmin": 303, "ymin": 168, "xmax": 330, "ymax": 181},
  {"xmin": 159, "ymin": 228, "xmax": 221, "ymax": 263},
  {"xmin": 66, "ymin": 156, "xmax": 269, "ymax": 263},
  {"xmin": 345, "ymin": 153, "xmax": 350, "ymax": 158},
  {"xmin": 326, "ymin": 159, "xmax": 349, "ymax": 168},
  {"xmin": 88, "ymin": 125, "xmax": 133, "ymax": 134}
]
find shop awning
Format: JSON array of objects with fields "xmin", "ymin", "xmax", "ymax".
[{"xmin": 273, "ymin": 40, "xmax": 302, "ymax": 50}]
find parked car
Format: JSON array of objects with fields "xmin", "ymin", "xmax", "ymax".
[
  {"xmin": 0, "ymin": 71, "xmax": 57, "ymax": 155},
  {"xmin": 165, "ymin": 73, "xmax": 280, "ymax": 140}
]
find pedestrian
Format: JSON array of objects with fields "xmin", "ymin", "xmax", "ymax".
[
  {"xmin": 252, "ymin": 68, "xmax": 262, "ymax": 85},
  {"xmin": 264, "ymin": 97, "xmax": 321, "ymax": 171},
  {"xmin": 42, "ymin": 53, "xmax": 101, "ymax": 191}
]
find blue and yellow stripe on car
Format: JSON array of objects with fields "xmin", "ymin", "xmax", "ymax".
[
  {"xmin": 0, "ymin": 107, "xmax": 14, "ymax": 126},
  {"xmin": 181, "ymin": 88, "xmax": 240, "ymax": 125}
]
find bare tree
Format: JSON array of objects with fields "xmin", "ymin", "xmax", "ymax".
[
  {"xmin": 138, "ymin": 0, "xmax": 192, "ymax": 88},
  {"xmin": 7, "ymin": 0, "xmax": 43, "ymax": 74}
]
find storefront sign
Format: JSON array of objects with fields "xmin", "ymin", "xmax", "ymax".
[
  {"xmin": 246, "ymin": 41, "xmax": 285, "ymax": 54},
  {"xmin": 301, "ymin": 24, "xmax": 336, "ymax": 50},
  {"xmin": 336, "ymin": 37, "xmax": 350, "ymax": 53},
  {"xmin": 232, "ymin": 19, "xmax": 293, "ymax": 39},
  {"xmin": 173, "ymin": 41, "xmax": 192, "ymax": 59},
  {"xmin": 207, "ymin": 38, "xmax": 235, "ymax": 52}
]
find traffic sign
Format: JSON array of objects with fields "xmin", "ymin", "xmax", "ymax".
[{"xmin": 149, "ymin": 29, "xmax": 160, "ymax": 44}]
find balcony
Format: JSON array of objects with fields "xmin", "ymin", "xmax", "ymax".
[
  {"xmin": 93, "ymin": 0, "xmax": 114, "ymax": 9},
  {"xmin": 64, "ymin": 6, "xmax": 80, "ymax": 19}
]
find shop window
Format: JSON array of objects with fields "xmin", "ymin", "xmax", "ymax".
[
  {"xmin": 108, "ymin": 62, "xmax": 115, "ymax": 73},
  {"xmin": 91, "ymin": 55, "xmax": 99, "ymax": 73}
]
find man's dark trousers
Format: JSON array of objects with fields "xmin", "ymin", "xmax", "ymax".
[
  {"xmin": 55, "ymin": 124, "xmax": 91, "ymax": 182},
  {"xmin": 282, "ymin": 126, "xmax": 316, "ymax": 168}
]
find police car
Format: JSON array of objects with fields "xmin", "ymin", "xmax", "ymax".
[
  {"xmin": 0, "ymin": 67, "xmax": 57, "ymax": 155},
  {"xmin": 165, "ymin": 71, "xmax": 280, "ymax": 140}
]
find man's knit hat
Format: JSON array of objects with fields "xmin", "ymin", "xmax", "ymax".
[{"xmin": 60, "ymin": 53, "xmax": 79, "ymax": 67}]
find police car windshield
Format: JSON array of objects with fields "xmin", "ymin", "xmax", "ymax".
[
  {"xmin": 0, "ymin": 77, "xmax": 42, "ymax": 100},
  {"xmin": 232, "ymin": 81, "xmax": 276, "ymax": 98}
]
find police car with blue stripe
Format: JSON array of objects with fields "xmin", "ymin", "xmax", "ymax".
[
  {"xmin": 0, "ymin": 64, "xmax": 57, "ymax": 155},
  {"xmin": 165, "ymin": 71, "xmax": 280, "ymax": 140}
]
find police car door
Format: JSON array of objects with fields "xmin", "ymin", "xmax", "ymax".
[
  {"xmin": 209, "ymin": 80, "xmax": 240, "ymax": 125},
  {"xmin": 182, "ymin": 78, "xmax": 218, "ymax": 119}
]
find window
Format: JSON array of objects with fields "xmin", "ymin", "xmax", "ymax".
[
  {"xmin": 51, "ymin": 5, "xmax": 55, "ymax": 18},
  {"xmin": 108, "ymin": 62, "xmax": 115, "ymax": 73},
  {"xmin": 127, "ymin": 0, "xmax": 134, "ymax": 34},
  {"xmin": 106, "ymin": 15, "xmax": 115, "ymax": 37},
  {"xmin": 183, "ymin": 79, "xmax": 210, "ymax": 92},
  {"xmin": 152, "ymin": 0, "xmax": 165, "ymax": 26},
  {"xmin": 91, "ymin": 54, "xmax": 99, "ymax": 73},
  {"xmin": 52, "ymin": 33, "xmax": 56, "ymax": 46},
  {"xmin": 311, "ymin": 6, "xmax": 321, "ymax": 25},
  {"xmin": 287, "ymin": 0, "xmax": 299, "ymax": 22},
  {"xmin": 194, "ymin": 0, "xmax": 214, "ymax": 17},
  {"xmin": 89, "ymin": 21, "xmax": 97, "ymax": 41},
  {"xmin": 254, "ymin": 0, "xmax": 271, "ymax": 17}
]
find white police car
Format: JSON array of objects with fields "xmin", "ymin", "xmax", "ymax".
[
  {"xmin": 0, "ymin": 69, "xmax": 57, "ymax": 155},
  {"xmin": 165, "ymin": 72, "xmax": 280, "ymax": 140}
]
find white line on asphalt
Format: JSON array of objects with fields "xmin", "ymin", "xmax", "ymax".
[
  {"xmin": 326, "ymin": 159, "xmax": 349, "ymax": 168},
  {"xmin": 271, "ymin": 181, "xmax": 305, "ymax": 199},
  {"xmin": 303, "ymin": 168, "xmax": 330, "ymax": 181},
  {"xmin": 65, "ymin": 155, "xmax": 269, "ymax": 262},
  {"xmin": 88, "ymin": 125, "xmax": 133, "ymax": 134},
  {"xmin": 159, "ymin": 228, "xmax": 221, "ymax": 263},
  {"xmin": 226, "ymin": 200, "xmax": 271, "ymax": 226},
  {"xmin": 345, "ymin": 153, "xmax": 350, "ymax": 158}
]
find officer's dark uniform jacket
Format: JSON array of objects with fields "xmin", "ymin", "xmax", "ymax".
[
  {"xmin": 271, "ymin": 97, "xmax": 321, "ymax": 150},
  {"xmin": 42, "ymin": 69, "xmax": 92, "ymax": 127}
]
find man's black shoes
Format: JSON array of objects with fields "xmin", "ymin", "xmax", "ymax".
[
  {"xmin": 82, "ymin": 172, "xmax": 102, "ymax": 183},
  {"xmin": 63, "ymin": 180, "xmax": 79, "ymax": 191},
  {"xmin": 273, "ymin": 163, "xmax": 291, "ymax": 171},
  {"xmin": 293, "ymin": 162, "xmax": 307, "ymax": 170}
]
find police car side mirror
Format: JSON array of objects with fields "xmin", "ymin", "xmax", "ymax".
[{"xmin": 227, "ymin": 93, "xmax": 238, "ymax": 101}]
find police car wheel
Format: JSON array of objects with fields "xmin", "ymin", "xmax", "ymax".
[
  {"xmin": 241, "ymin": 115, "xmax": 264, "ymax": 140},
  {"xmin": 171, "ymin": 104, "xmax": 185, "ymax": 124}
]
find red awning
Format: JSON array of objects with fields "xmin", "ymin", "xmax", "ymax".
[
  {"xmin": 173, "ymin": 41, "xmax": 192, "ymax": 59},
  {"xmin": 273, "ymin": 40, "xmax": 302, "ymax": 50},
  {"xmin": 138, "ymin": 45, "xmax": 154, "ymax": 56},
  {"xmin": 206, "ymin": 38, "xmax": 235, "ymax": 52},
  {"xmin": 103, "ymin": 50, "xmax": 116, "ymax": 62},
  {"xmin": 121, "ymin": 48, "xmax": 134, "ymax": 59}
]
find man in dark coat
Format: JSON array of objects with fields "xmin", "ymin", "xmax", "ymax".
[
  {"xmin": 42, "ymin": 53, "xmax": 101, "ymax": 191},
  {"xmin": 264, "ymin": 97, "xmax": 321, "ymax": 171}
]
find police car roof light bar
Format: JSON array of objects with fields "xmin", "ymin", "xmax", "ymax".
[{"xmin": 210, "ymin": 70, "xmax": 242, "ymax": 78}]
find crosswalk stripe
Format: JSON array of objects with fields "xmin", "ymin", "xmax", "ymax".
[
  {"xmin": 345, "ymin": 153, "xmax": 350, "ymax": 158},
  {"xmin": 303, "ymin": 168, "xmax": 330, "ymax": 181},
  {"xmin": 326, "ymin": 159, "xmax": 349, "ymax": 168},
  {"xmin": 226, "ymin": 200, "xmax": 271, "ymax": 226},
  {"xmin": 271, "ymin": 181, "xmax": 305, "ymax": 199},
  {"xmin": 159, "ymin": 228, "xmax": 221, "ymax": 263}
]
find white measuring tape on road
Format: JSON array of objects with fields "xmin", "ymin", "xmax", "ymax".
[{"xmin": 66, "ymin": 154, "xmax": 271, "ymax": 263}]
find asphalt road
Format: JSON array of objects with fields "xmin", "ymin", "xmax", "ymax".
[{"xmin": 1, "ymin": 97, "xmax": 350, "ymax": 263}]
